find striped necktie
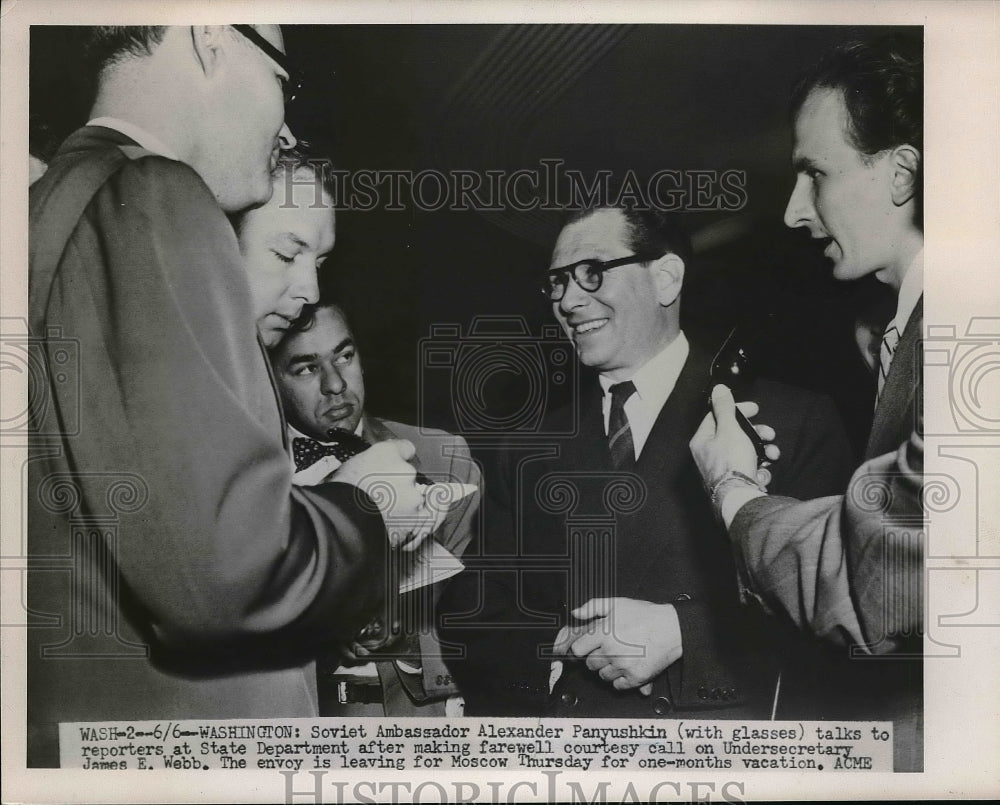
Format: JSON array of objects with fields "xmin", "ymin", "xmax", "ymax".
[
  {"xmin": 607, "ymin": 381, "xmax": 637, "ymax": 469},
  {"xmin": 877, "ymin": 322, "xmax": 900, "ymax": 404}
]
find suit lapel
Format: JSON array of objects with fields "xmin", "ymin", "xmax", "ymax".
[
  {"xmin": 363, "ymin": 416, "xmax": 425, "ymax": 473},
  {"xmin": 558, "ymin": 384, "xmax": 613, "ymax": 470},
  {"xmin": 635, "ymin": 346, "xmax": 710, "ymax": 479},
  {"xmin": 617, "ymin": 349, "xmax": 710, "ymax": 590},
  {"xmin": 866, "ymin": 297, "xmax": 922, "ymax": 459}
]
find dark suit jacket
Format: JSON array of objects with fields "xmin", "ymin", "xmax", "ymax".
[
  {"xmin": 438, "ymin": 343, "xmax": 853, "ymax": 719},
  {"xmin": 26, "ymin": 127, "xmax": 387, "ymax": 765},
  {"xmin": 729, "ymin": 300, "xmax": 923, "ymax": 771}
]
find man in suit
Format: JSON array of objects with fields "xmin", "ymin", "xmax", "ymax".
[
  {"xmin": 27, "ymin": 26, "xmax": 430, "ymax": 765},
  {"xmin": 690, "ymin": 36, "xmax": 923, "ymax": 770},
  {"xmin": 269, "ymin": 302, "xmax": 480, "ymax": 716},
  {"xmin": 437, "ymin": 204, "xmax": 854, "ymax": 719}
]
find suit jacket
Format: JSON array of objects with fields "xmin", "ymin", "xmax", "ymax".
[
  {"xmin": 359, "ymin": 416, "xmax": 480, "ymax": 713},
  {"xmin": 361, "ymin": 416, "xmax": 480, "ymax": 563},
  {"xmin": 26, "ymin": 127, "xmax": 387, "ymax": 766},
  {"xmin": 437, "ymin": 343, "xmax": 853, "ymax": 719},
  {"xmin": 729, "ymin": 299, "xmax": 923, "ymax": 770}
]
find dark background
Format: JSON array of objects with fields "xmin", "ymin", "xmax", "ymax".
[{"xmin": 31, "ymin": 24, "xmax": 915, "ymax": 458}]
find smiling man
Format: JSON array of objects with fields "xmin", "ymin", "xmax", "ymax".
[
  {"xmin": 437, "ymin": 203, "xmax": 853, "ymax": 721},
  {"xmin": 690, "ymin": 35, "xmax": 924, "ymax": 771}
]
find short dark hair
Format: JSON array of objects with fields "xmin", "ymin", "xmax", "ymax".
[
  {"xmin": 81, "ymin": 26, "xmax": 169, "ymax": 75},
  {"xmin": 790, "ymin": 34, "xmax": 923, "ymax": 158},
  {"xmin": 284, "ymin": 301, "xmax": 350, "ymax": 338},
  {"xmin": 565, "ymin": 205, "xmax": 693, "ymax": 269}
]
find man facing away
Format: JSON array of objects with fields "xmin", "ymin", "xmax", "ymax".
[
  {"xmin": 27, "ymin": 26, "xmax": 429, "ymax": 765},
  {"xmin": 690, "ymin": 35, "xmax": 924, "ymax": 771},
  {"xmin": 268, "ymin": 302, "xmax": 480, "ymax": 716},
  {"xmin": 437, "ymin": 203, "xmax": 854, "ymax": 720}
]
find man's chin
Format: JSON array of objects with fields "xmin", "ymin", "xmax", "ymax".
[
  {"xmin": 574, "ymin": 342, "xmax": 611, "ymax": 373},
  {"xmin": 831, "ymin": 259, "xmax": 867, "ymax": 282},
  {"xmin": 257, "ymin": 318, "xmax": 289, "ymax": 348},
  {"xmin": 320, "ymin": 412, "xmax": 359, "ymax": 435},
  {"xmin": 258, "ymin": 329, "xmax": 282, "ymax": 348}
]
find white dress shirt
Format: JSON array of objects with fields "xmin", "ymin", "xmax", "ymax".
[
  {"xmin": 598, "ymin": 332, "xmax": 690, "ymax": 460},
  {"xmin": 886, "ymin": 248, "xmax": 924, "ymax": 358}
]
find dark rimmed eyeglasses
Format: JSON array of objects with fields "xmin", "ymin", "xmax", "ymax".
[
  {"xmin": 232, "ymin": 24, "xmax": 304, "ymax": 105},
  {"xmin": 541, "ymin": 254, "xmax": 661, "ymax": 302}
]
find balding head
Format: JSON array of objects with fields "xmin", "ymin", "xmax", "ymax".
[{"xmin": 87, "ymin": 25, "xmax": 297, "ymax": 212}]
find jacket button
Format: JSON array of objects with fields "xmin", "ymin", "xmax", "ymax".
[
  {"xmin": 697, "ymin": 686, "xmax": 709, "ymax": 700},
  {"xmin": 560, "ymin": 691, "xmax": 579, "ymax": 708},
  {"xmin": 673, "ymin": 593, "xmax": 691, "ymax": 602},
  {"xmin": 652, "ymin": 696, "xmax": 672, "ymax": 715}
]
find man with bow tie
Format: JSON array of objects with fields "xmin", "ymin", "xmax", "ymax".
[
  {"xmin": 437, "ymin": 203, "xmax": 853, "ymax": 721},
  {"xmin": 270, "ymin": 301, "xmax": 480, "ymax": 716}
]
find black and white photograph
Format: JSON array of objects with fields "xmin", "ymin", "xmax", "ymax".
[{"xmin": 3, "ymin": 1, "xmax": 998, "ymax": 802}]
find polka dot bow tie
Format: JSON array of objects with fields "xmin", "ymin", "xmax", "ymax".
[
  {"xmin": 292, "ymin": 429, "xmax": 369, "ymax": 472},
  {"xmin": 293, "ymin": 428, "xmax": 433, "ymax": 483}
]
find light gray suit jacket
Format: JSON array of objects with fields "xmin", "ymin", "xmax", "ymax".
[
  {"xmin": 729, "ymin": 298, "xmax": 923, "ymax": 771},
  {"xmin": 359, "ymin": 416, "xmax": 480, "ymax": 712}
]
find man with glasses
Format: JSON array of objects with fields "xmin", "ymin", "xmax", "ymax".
[
  {"xmin": 27, "ymin": 25, "xmax": 429, "ymax": 765},
  {"xmin": 438, "ymin": 203, "xmax": 852, "ymax": 719}
]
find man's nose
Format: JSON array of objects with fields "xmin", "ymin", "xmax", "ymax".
[
  {"xmin": 320, "ymin": 366, "xmax": 346, "ymax": 396},
  {"xmin": 292, "ymin": 261, "xmax": 320, "ymax": 305},
  {"xmin": 557, "ymin": 273, "xmax": 590, "ymax": 315},
  {"xmin": 783, "ymin": 174, "xmax": 813, "ymax": 229},
  {"xmin": 278, "ymin": 122, "xmax": 297, "ymax": 152}
]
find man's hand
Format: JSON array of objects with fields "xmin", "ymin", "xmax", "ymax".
[
  {"xmin": 337, "ymin": 617, "xmax": 405, "ymax": 662},
  {"xmin": 552, "ymin": 598, "xmax": 683, "ymax": 695},
  {"xmin": 333, "ymin": 439, "xmax": 438, "ymax": 550},
  {"xmin": 690, "ymin": 384, "xmax": 778, "ymax": 489}
]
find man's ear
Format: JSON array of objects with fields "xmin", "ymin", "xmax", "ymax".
[
  {"xmin": 889, "ymin": 144, "xmax": 921, "ymax": 207},
  {"xmin": 189, "ymin": 26, "xmax": 230, "ymax": 77},
  {"xmin": 652, "ymin": 252, "xmax": 685, "ymax": 307}
]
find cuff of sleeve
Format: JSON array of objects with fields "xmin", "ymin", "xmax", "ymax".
[
  {"xmin": 668, "ymin": 599, "xmax": 741, "ymax": 709},
  {"xmin": 721, "ymin": 486, "xmax": 767, "ymax": 529}
]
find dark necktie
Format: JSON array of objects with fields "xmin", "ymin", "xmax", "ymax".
[
  {"xmin": 877, "ymin": 322, "xmax": 900, "ymax": 406},
  {"xmin": 607, "ymin": 381, "xmax": 637, "ymax": 469}
]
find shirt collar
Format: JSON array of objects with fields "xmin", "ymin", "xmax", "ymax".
[
  {"xmin": 287, "ymin": 421, "xmax": 364, "ymax": 446},
  {"xmin": 598, "ymin": 331, "xmax": 690, "ymax": 403},
  {"xmin": 86, "ymin": 117, "xmax": 181, "ymax": 162},
  {"xmin": 892, "ymin": 248, "xmax": 923, "ymax": 332}
]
